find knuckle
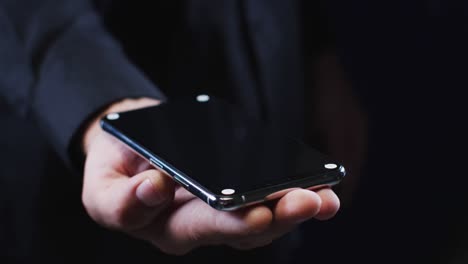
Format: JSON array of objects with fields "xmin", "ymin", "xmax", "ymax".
[
  {"xmin": 81, "ymin": 185, "xmax": 129, "ymax": 229},
  {"xmin": 231, "ymin": 238, "xmax": 273, "ymax": 250},
  {"xmin": 231, "ymin": 241, "xmax": 256, "ymax": 250},
  {"xmin": 81, "ymin": 188, "xmax": 100, "ymax": 222},
  {"xmin": 153, "ymin": 242, "xmax": 195, "ymax": 256},
  {"xmin": 106, "ymin": 203, "xmax": 132, "ymax": 230},
  {"xmin": 81, "ymin": 190, "xmax": 91, "ymax": 211},
  {"xmin": 185, "ymin": 224, "xmax": 204, "ymax": 243}
]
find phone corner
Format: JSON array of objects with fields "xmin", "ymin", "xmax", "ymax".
[
  {"xmin": 208, "ymin": 195, "xmax": 244, "ymax": 211},
  {"xmin": 338, "ymin": 165, "xmax": 346, "ymax": 178}
]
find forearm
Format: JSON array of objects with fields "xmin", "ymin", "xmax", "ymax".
[{"xmin": 2, "ymin": 0, "xmax": 166, "ymax": 170}]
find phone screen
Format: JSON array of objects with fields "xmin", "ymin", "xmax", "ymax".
[{"xmin": 102, "ymin": 96, "xmax": 344, "ymax": 206}]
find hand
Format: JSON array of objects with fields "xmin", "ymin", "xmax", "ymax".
[{"xmin": 81, "ymin": 98, "xmax": 341, "ymax": 255}]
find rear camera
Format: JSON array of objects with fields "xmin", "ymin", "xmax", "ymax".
[
  {"xmin": 107, "ymin": 113, "xmax": 120, "ymax": 120},
  {"xmin": 324, "ymin": 163, "xmax": 338, "ymax": 169},
  {"xmin": 196, "ymin": 94, "xmax": 210, "ymax": 102},
  {"xmin": 221, "ymin": 189, "xmax": 235, "ymax": 195}
]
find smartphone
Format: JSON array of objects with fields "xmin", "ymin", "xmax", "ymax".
[{"xmin": 100, "ymin": 95, "xmax": 345, "ymax": 211}]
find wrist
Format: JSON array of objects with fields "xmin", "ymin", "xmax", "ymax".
[{"xmin": 82, "ymin": 97, "xmax": 161, "ymax": 154}]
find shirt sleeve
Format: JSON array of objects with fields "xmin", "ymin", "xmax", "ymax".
[{"xmin": 0, "ymin": 0, "xmax": 165, "ymax": 171}]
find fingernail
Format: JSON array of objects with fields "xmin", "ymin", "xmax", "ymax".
[{"xmin": 136, "ymin": 179, "xmax": 164, "ymax": 207}]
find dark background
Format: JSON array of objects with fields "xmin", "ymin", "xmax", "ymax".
[
  {"xmin": 310, "ymin": 1, "xmax": 468, "ymax": 262},
  {"xmin": 1, "ymin": 0, "xmax": 467, "ymax": 263}
]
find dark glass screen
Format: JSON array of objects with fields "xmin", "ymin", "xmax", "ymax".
[{"xmin": 103, "ymin": 96, "xmax": 341, "ymax": 195}]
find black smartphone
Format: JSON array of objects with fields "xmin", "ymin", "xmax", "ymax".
[{"xmin": 100, "ymin": 95, "xmax": 345, "ymax": 211}]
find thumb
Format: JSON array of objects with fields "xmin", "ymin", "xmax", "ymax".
[
  {"xmin": 135, "ymin": 170, "xmax": 173, "ymax": 207},
  {"xmin": 88, "ymin": 169, "xmax": 175, "ymax": 231}
]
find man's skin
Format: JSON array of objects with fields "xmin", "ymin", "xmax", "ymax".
[{"xmin": 80, "ymin": 97, "xmax": 341, "ymax": 255}]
